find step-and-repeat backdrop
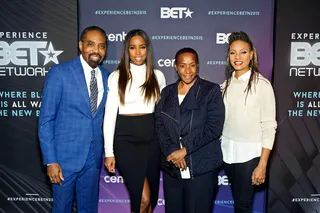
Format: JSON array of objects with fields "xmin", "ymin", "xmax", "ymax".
[
  {"xmin": 0, "ymin": 0, "xmax": 274, "ymax": 212},
  {"xmin": 79, "ymin": 0, "xmax": 274, "ymax": 212}
]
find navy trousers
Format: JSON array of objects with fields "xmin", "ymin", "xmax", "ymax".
[
  {"xmin": 52, "ymin": 143, "xmax": 100, "ymax": 213},
  {"xmin": 163, "ymin": 170, "xmax": 219, "ymax": 213}
]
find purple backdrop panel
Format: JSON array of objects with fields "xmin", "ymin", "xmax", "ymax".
[
  {"xmin": 99, "ymin": 164, "xmax": 165, "ymax": 213},
  {"xmin": 79, "ymin": 1, "xmax": 274, "ymax": 212}
]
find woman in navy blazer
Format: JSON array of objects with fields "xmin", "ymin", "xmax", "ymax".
[{"xmin": 155, "ymin": 47, "xmax": 225, "ymax": 213}]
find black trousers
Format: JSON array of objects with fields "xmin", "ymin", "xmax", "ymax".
[
  {"xmin": 163, "ymin": 169, "xmax": 219, "ymax": 213},
  {"xmin": 224, "ymin": 157, "xmax": 260, "ymax": 213}
]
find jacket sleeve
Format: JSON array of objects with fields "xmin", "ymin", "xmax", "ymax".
[
  {"xmin": 155, "ymin": 88, "xmax": 179, "ymax": 156},
  {"xmin": 38, "ymin": 65, "xmax": 62, "ymax": 165},
  {"xmin": 182, "ymin": 84, "xmax": 225, "ymax": 155}
]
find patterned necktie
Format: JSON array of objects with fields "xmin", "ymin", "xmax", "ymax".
[{"xmin": 90, "ymin": 69, "xmax": 98, "ymax": 114}]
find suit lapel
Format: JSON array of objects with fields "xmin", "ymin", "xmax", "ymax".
[{"xmin": 70, "ymin": 57, "xmax": 91, "ymax": 113}]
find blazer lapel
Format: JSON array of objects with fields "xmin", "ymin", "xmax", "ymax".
[{"xmin": 70, "ymin": 57, "xmax": 91, "ymax": 113}]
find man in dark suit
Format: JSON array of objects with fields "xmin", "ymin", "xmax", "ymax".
[{"xmin": 38, "ymin": 26, "xmax": 110, "ymax": 213}]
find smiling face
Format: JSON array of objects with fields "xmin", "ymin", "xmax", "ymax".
[
  {"xmin": 175, "ymin": 52, "xmax": 198, "ymax": 86},
  {"xmin": 78, "ymin": 30, "xmax": 107, "ymax": 69},
  {"xmin": 229, "ymin": 40, "xmax": 253, "ymax": 76},
  {"xmin": 128, "ymin": 35, "xmax": 147, "ymax": 65}
]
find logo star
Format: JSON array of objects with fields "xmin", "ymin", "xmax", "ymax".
[
  {"xmin": 40, "ymin": 42, "xmax": 63, "ymax": 66},
  {"xmin": 184, "ymin": 8, "xmax": 194, "ymax": 18}
]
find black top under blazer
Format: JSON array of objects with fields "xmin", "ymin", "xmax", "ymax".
[{"xmin": 155, "ymin": 76, "xmax": 225, "ymax": 178}]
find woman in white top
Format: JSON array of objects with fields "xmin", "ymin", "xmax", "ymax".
[
  {"xmin": 103, "ymin": 29, "xmax": 166, "ymax": 213},
  {"xmin": 221, "ymin": 31, "xmax": 277, "ymax": 213}
]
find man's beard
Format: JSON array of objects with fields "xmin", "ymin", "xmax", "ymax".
[
  {"xmin": 88, "ymin": 60, "xmax": 100, "ymax": 68},
  {"xmin": 88, "ymin": 53, "xmax": 102, "ymax": 68}
]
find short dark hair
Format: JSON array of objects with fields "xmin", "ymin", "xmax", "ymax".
[
  {"xmin": 174, "ymin": 47, "xmax": 199, "ymax": 65},
  {"xmin": 80, "ymin": 26, "xmax": 107, "ymax": 42}
]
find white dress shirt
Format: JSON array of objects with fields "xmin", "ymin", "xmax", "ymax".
[{"xmin": 80, "ymin": 55, "xmax": 104, "ymax": 107}]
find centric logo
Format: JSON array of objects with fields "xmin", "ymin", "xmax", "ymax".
[
  {"xmin": 104, "ymin": 175, "xmax": 124, "ymax": 183},
  {"xmin": 106, "ymin": 32, "xmax": 127, "ymax": 42},
  {"xmin": 157, "ymin": 198, "xmax": 165, "ymax": 206},
  {"xmin": 158, "ymin": 59, "xmax": 175, "ymax": 67}
]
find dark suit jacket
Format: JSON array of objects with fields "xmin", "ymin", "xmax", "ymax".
[
  {"xmin": 155, "ymin": 77, "xmax": 225, "ymax": 177},
  {"xmin": 38, "ymin": 56, "xmax": 110, "ymax": 173}
]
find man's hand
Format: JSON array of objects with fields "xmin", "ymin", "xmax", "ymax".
[
  {"xmin": 47, "ymin": 163, "xmax": 64, "ymax": 186},
  {"xmin": 104, "ymin": 157, "xmax": 116, "ymax": 173}
]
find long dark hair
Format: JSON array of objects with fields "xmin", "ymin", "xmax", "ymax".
[
  {"xmin": 223, "ymin": 31, "xmax": 260, "ymax": 98},
  {"xmin": 117, "ymin": 29, "xmax": 160, "ymax": 105}
]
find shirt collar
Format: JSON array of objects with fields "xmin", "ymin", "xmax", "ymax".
[{"xmin": 232, "ymin": 69, "xmax": 251, "ymax": 82}]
